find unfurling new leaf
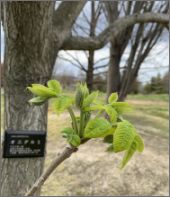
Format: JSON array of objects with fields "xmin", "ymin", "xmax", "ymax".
[
  {"xmin": 113, "ymin": 120, "xmax": 136, "ymax": 153},
  {"xmin": 108, "ymin": 92, "xmax": 118, "ymax": 104},
  {"xmin": 27, "ymin": 79, "xmax": 144, "ymax": 169},
  {"xmin": 52, "ymin": 96, "xmax": 73, "ymax": 114},
  {"xmin": 28, "ymin": 96, "xmax": 47, "ymax": 105},
  {"xmin": 111, "ymin": 102, "xmax": 132, "ymax": 114},
  {"xmin": 75, "ymin": 83, "xmax": 89, "ymax": 108},
  {"xmin": 27, "ymin": 84, "xmax": 57, "ymax": 98},
  {"xmin": 84, "ymin": 118, "xmax": 113, "ymax": 138},
  {"xmin": 83, "ymin": 91, "xmax": 98, "ymax": 108},
  {"xmin": 61, "ymin": 127, "xmax": 80, "ymax": 147},
  {"xmin": 119, "ymin": 141, "xmax": 137, "ymax": 169},
  {"xmin": 134, "ymin": 134, "xmax": 144, "ymax": 152},
  {"xmin": 47, "ymin": 80, "xmax": 62, "ymax": 94},
  {"xmin": 104, "ymin": 105, "xmax": 118, "ymax": 123},
  {"xmin": 113, "ymin": 120, "xmax": 144, "ymax": 168}
]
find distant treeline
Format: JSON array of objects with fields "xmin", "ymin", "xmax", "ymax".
[{"xmin": 52, "ymin": 71, "xmax": 169, "ymax": 95}]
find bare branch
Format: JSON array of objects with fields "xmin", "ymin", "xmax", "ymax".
[
  {"xmin": 73, "ymin": 23, "xmax": 90, "ymax": 36},
  {"xmin": 59, "ymin": 52, "xmax": 87, "ymax": 72},
  {"xmin": 62, "ymin": 12, "xmax": 168, "ymax": 50},
  {"xmin": 94, "ymin": 63, "xmax": 109, "ymax": 70},
  {"xmin": 94, "ymin": 56, "xmax": 109, "ymax": 65},
  {"xmin": 25, "ymin": 145, "xmax": 78, "ymax": 196}
]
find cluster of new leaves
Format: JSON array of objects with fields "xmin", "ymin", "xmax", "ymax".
[{"xmin": 28, "ymin": 80, "xmax": 144, "ymax": 169}]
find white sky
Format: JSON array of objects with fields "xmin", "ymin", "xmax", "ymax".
[{"xmin": 1, "ymin": 2, "xmax": 169, "ymax": 84}]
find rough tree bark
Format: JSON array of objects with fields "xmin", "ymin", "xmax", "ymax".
[
  {"xmin": 105, "ymin": 1, "xmax": 122, "ymax": 100},
  {"xmin": 0, "ymin": 1, "xmax": 85, "ymax": 196},
  {"xmin": 1, "ymin": 2, "xmax": 56, "ymax": 196},
  {"xmin": 86, "ymin": 1, "xmax": 95, "ymax": 92},
  {"xmin": 86, "ymin": 50, "xmax": 95, "ymax": 92},
  {"xmin": 106, "ymin": 41, "xmax": 121, "ymax": 100}
]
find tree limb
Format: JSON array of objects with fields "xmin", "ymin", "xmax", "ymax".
[
  {"xmin": 62, "ymin": 12, "xmax": 168, "ymax": 50},
  {"xmin": 53, "ymin": 1, "xmax": 86, "ymax": 31},
  {"xmin": 52, "ymin": 0, "xmax": 86, "ymax": 47},
  {"xmin": 25, "ymin": 145, "xmax": 78, "ymax": 196}
]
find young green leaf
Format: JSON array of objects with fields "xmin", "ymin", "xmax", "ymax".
[
  {"xmin": 119, "ymin": 141, "xmax": 137, "ymax": 169},
  {"xmin": 84, "ymin": 118, "xmax": 112, "ymax": 138},
  {"xmin": 75, "ymin": 83, "xmax": 89, "ymax": 108},
  {"xmin": 108, "ymin": 92, "xmax": 118, "ymax": 104},
  {"xmin": 83, "ymin": 91, "xmax": 98, "ymax": 108},
  {"xmin": 61, "ymin": 128, "xmax": 80, "ymax": 147},
  {"xmin": 28, "ymin": 84, "xmax": 57, "ymax": 98},
  {"xmin": 113, "ymin": 120, "xmax": 136, "ymax": 152},
  {"xmin": 111, "ymin": 102, "xmax": 132, "ymax": 114},
  {"xmin": 84, "ymin": 104, "xmax": 104, "ymax": 112},
  {"xmin": 83, "ymin": 112, "xmax": 91, "ymax": 128},
  {"xmin": 61, "ymin": 127, "xmax": 75, "ymax": 138},
  {"xmin": 28, "ymin": 96, "xmax": 46, "ymax": 105},
  {"xmin": 47, "ymin": 80, "xmax": 62, "ymax": 94},
  {"xmin": 52, "ymin": 95, "xmax": 73, "ymax": 114},
  {"xmin": 82, "ymin": 83, "xmax": 89, "ymax": 98},
  {"xmin": 134, "ymin": 134, "xmax": 144, "ymax": 153},
  {"xmin": 68, "ymin": 134, "xmax": 81, "ymax": 147},
  {"xmin": 104, "ymin": 105, "xmax": 118, "ymax": 123}
]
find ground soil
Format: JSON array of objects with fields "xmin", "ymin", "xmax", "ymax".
[{"xmin": 41, "ymin": 112, "xmax": 169, "ymax": 196}]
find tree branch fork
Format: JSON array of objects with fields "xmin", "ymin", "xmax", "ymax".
[{"xmin": 62, "ymin": 12, "xmax": 169, "ymax": 51}]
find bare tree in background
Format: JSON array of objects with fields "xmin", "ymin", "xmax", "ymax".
[
  {"xmin": 59, "ymin": 1, "xmax": 168, "ymax": 98},
  {"xmin": 104, "ymin": 1, "xmax": 169, "ymax": 100},
  {"xmin": 0, "ymin": 1, "xmax": 168, "ymax": 196},
  {"xmin": 59, "ymin": 1, "xmax": 108, "ymax": 92}
]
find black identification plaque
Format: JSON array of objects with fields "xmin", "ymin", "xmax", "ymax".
[{"xmin": 3, "ymin": 130, "xmax": 46, "ymax": 158}]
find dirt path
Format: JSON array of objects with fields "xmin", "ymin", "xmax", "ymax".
[{"xmin": 41, "ymin": 113, "xmax": 169, "ymax": 196}]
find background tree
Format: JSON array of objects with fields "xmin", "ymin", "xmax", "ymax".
[
  {"xmin": 144, "ymin": 72, "xmax": 169, "ymax": 94},
  {"xmin": 128, "ymin": 78, "xmax": 142, "ymax": 94},
  {"xmin": 0, "ymin": 63, "xmax": 4, "ymax": 87},
  {"xmin": 104, "ymin": 1, "xmax": 169, "ymax": 101},
  {"xmin": 59, "ymin": 1, "xmax": 108, "ymax": 92},
  {"xmin": 59, "ymin": 1, "xmax": 168, "ymax": 100},
  {"xmin": 0, "ymin": 1, "xmax": 168, "ymax": 196}
]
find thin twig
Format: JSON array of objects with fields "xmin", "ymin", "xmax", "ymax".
[{"xmin": 25, "ymin": 145, "xmax": 78, "ymax": 196}]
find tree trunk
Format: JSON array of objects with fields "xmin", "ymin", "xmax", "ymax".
[
  {"xmin": 86, "ymin": 1, "xmax": 95, "ymax": 92},
  {"xmin": 86, "ymin": 50, "xmax": 94, "ymax": 92},
  {"xmin": 119, "ymin": 74, "xmax": 137, "ymax": 101},
  {"xmin": 106, "ymin": 41, "xmax": 121, "ymax": 100},
  {"xmin": 0, "ymin": 2, "xmax": 57, "ymax": 196}
]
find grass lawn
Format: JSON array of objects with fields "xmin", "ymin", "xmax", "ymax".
[
  {"xmin": 1, "ymin": 92, "xmax": 168, "ymax": 137},
  {"xmin": 41, "ymin": 93, "xmax": 169, "ymax": 196},
  {"xmin": 0, "ymin": 91, "xmax": 169, "ymax": 195},
  {"xmin": 127, "ymin": 93, "xmax": 169, "ymax": 102},
  {"xmin": 126, "ymin": 94, "xmax": 168, "ymax": 137}
]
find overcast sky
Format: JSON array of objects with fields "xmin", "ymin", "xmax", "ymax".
[{"xmin": 1, "ymin": 2, "xmax": 169, "ymax": 84}]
